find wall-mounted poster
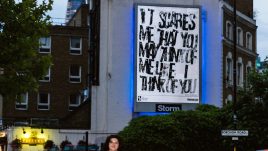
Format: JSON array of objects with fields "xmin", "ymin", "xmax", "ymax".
[{"xmin": 135, "ymin": 4, "xmax": 201, "ymax": 105}]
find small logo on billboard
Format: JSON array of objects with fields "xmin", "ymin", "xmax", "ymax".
[
  {"xmin": 137, "ymin": 96, "xmax": 148, "ymax": 102},
  {"xmin": 137, "ymin": 96, "xmax": 141, "ymax": 102}
]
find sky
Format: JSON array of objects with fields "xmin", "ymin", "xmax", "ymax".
[
  {"xmin": 254, "ymin": 0, "xmax": 268, "ymax": 60},
  {"xmin": 43, "ymin": 0, "xmax": 267, "ymax": 60},
  {"xmin": 44, "ymin": 0, "xmax": 67, "ymax": 24},
  {"xmin": 47, "ymin": 0, "xmax": 67, "ymax": 18}
]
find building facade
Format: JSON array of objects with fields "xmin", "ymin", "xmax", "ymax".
[
  {"xmin": 66, "ymin": 0, "xmax": 86, "ymax": 22},
  {"xmin": 222, "ymin": 0, "xmax": 257, "ymax": 104},
  {"xmin": 88, "ymin": 0, "xmax": 257, "ymax": 144}
]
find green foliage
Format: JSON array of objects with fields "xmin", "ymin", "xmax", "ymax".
[
  {"xmin": 119, "ymin": 101, "xmax": 268, "ymax": 150},
  {"xmin": 231, "ymin": 68, "xmax": 268, "ymax": 150},
  {"xmin": 119, "ymin": 105, "xmax": 227, "ymax": 151},
  {"xmin": 0, "ymin": 0, "xmax": 53, "ymax": 99}
]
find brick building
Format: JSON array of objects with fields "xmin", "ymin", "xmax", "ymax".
[
  {"xmin": 222, "ymin": 0, "xmax": 257, "ymax": 104},
  {"xmin": 1, "ymin": 4, "xmax": 94, "ymax": 151}
]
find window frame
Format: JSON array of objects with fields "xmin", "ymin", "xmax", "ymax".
[
  {"xmin": 237, "ymin": 57, "xmax": 244, "ymax": 87},
  {"xmin": 236, "ymin": 27, "xmax": 243, "ymax": 46},
  {"xmin": 225, "ymin": 94, "xmax": 233, "ymax": 104},
  {"xmin": 15, "ymin": 93, "xmax": 28, "ymax": 110},
  {"xmin": 39, "ymin": 37, "xmax": 51, "ymax": 53},
  {"xmin": 69, "ymin": 93, "xmax": 81, "ymax": 111},
  {"xmin": 246, "ymin": 32, "xmax": 253, "ymax": 50},
  {"xmin": 0, "ymin": 68, "xmax": 4, "ymax": 75},
  {"xmin": 70, "ymin": 36, "xmax": 82, "ymax": 55},
  {"xmin": 226, "ymin": 52, "xmax": 233, "ymax": 87},
  {"xmin": 245, "ymin": 61, "xmax": 252, "ymax": 87},
  {"xmin": 226, "ymin": 21, "xmax": 233, "ymax": 40},
  {"xmin": 37, "ymin": 92, "xmax": 50, "ymax": 110},
  {"xmin": 39, "ymin": 67, "xmax": 51, "ymax": 82},
  {"xmin": 69, "ymin": 65, "xmax": 82, "ymax": 83}
]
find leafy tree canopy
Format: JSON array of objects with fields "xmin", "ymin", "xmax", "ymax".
[{"xmin": 0, "ymin": 0, "xmax": 53, "ymax": 99}]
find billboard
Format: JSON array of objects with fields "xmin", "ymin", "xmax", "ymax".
[{"xmin": 135, "ymin": 4, "xmax": 201, "ymax": 111}]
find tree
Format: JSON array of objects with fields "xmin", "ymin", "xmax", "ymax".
[
  {"xmin": 0, "ymin": 0, "xmax": 53, "ymax": 100},
  {"xmin": 231, "ymin": 66, "xmax": 268, "ymax": 150}
]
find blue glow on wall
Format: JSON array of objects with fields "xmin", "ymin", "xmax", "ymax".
[
  {"xmin": 129, "ymin": 7, "xmax": 135, "ymax": 112},
  {"xmin": 138, "ymin": 112, "xmax": 169, "ymax": 116},
  {"xmin": 201, "ymin": 10, "xmax": 207, "ymax": 104}
]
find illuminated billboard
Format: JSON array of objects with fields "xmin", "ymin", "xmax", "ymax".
[{"xmin": 135, "ymin": 4, "xmax": 201, "ymax": 111}]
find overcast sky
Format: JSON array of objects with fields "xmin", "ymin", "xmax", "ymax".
[
  {"xmin": 254, "ymin": 0, "xmax": 268, "ymax": 60},
  {"xmin": 44, "ymin": 0, "xmax": 268, "ymax": 60}
]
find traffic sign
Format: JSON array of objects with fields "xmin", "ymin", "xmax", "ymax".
[{"xmin": 221, "ymin": 130, "xmax": 248, "ymax": 136}]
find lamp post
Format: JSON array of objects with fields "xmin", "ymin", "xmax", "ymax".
[
  {"xmin": 233, "ymin": 0, "xmax": 237, "ymax": 150},
  {"xmin": 86, "ymin": 0, "xmax": 95, "ymax": 151}
]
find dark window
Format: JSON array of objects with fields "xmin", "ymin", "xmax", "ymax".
[
  {"xmin": 69, "ymin": 94, "xmax": 80, "ymax": 111},
  {"xmin": 38, "ymin": 93, "xmax": 50, "ymax": 110},
  {"xmin": 69, "ymin": 65, "xmax": 81, "ymax": 83},
  {"xmin": 70, "ymin": 37, "xmax": 81, "ymax": 54}
]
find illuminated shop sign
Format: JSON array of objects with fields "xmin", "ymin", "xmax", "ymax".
[
  {"xmin": 21, "ymin": 138, "xmax": 45, "ymax": 145},
  {"xmin": 135, "ymin": 4, "xmax": 201, "ymax": 105},
  {"xmin": 20, "ymin": 130, "xmax": 45, "ymax": 145}
]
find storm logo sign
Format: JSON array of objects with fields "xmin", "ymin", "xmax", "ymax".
[{"xmin": 135, "ymin": 5, "xmax": 200, "ymax": 103}]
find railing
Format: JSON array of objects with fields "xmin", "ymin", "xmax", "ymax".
[
  {"xmin": 50, "ymin": 18, "xmax": 66, "ymax": 26},
  {"xmin": 63, "ymin": 144, "xmax": 99, "ymax": 151}
]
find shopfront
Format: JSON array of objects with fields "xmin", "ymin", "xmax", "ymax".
[{"xmin": 6, "ymin": 127, "xmax": 94, "ymax": 151}]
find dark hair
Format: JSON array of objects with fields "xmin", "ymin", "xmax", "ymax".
[{"xmin": 103, "ymin": 135, "xmax": 122, "ymax": 151}]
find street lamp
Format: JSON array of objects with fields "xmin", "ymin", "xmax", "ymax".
[
  {"xmin": 233, "ymin": 0, "xmax": 238, "ymax": 150},
  {"xmin": 233, "ymin": 0, "xmax": 237, "ymax": 130}
]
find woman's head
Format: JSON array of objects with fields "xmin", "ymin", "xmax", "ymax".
[{"xmin": 104, "ymin": 135, "xmax": 122, "ymax": 151}]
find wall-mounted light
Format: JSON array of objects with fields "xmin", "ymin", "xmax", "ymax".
[{"xmin": 22, "ymin": 128, "xmax": 26, "ymax": 134}]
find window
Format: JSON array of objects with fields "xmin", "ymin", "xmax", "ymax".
[
  {"xmin": 39, "ymin": 37, "xmax": 51, "ymax": 53},
  {"xmin": 226, "ymin": 52, "xmax": 233, "ymax": 86},
  {"xmin": 225, "ymin": 94, "xmax": 233, "ymax": 104},
  {"xmin": 69, "ymin": 94, "xmax": 81, "ymax": 111},
  {"xmin": 246, "ymin": 32, "xmax": 252, "ymax": 50},
  {"xmin": 226, "ymin": 21, "xmax": 233, "ymax": 40},
  {"xmin": 15, "ymin": 93, "xmax": 28, "ymax": 110},
  {"xmin": 237, "ymin": 57, "xmax": 243, "ymax": 86},
  {"xmin": 38, "ymin": 93, "xmax": 50, "ymax": 110},
  {"xmin": 70, "ymin": 37, "xmax": 82, "ymax": 55},
  {"xmin": 237, "ymin": 27, "xmax": 243, "ymax": 46},
  {"xmin": 245, "ymin": 61, "xmax": 252, "ymax": 87},
  {"xmin": 0, "ymin": 68, "xmax": 3, "ymax": 75},
  {"xmin": 0, "ymin": 22, "xmax": 4, "ymax": 33},
  {"xmin": 39, "ymin": 67, "xmax": 51, "ymax": 82},
  {"xmin": 69, "ymin": 65, "xmax": 81, "ymax": 83}
]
